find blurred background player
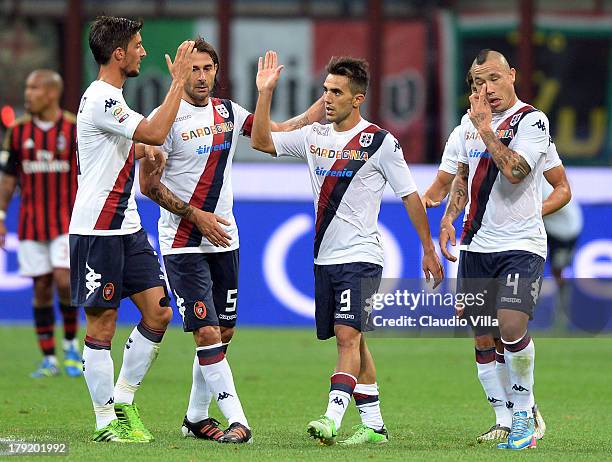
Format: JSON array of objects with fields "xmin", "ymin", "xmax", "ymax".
[
  {"xmin": 71, "ymin": 16, "xmax": 194, "ymax": 442},
  {"xmin": 252, "ymin": 51, "xmax": 444, "ymax": 446},
  {"xmin": 424, "ymin": 69, "xmax": 571, "ymax": 443},
  {"xmin": 140, "ymin": 37, "xmax": 323, "ymax": 444},
  {"xmin": 440, "ymin": 49, "xmax": 556, "ymax": 450},
  {"xmin": 0, "ymin": 69, "xmax": 81, "ymax": 378}
]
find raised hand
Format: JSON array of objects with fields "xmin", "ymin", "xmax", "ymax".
[
  {"xmin": 256, "ymin": 50, "xmax": 284, "ymax": 93},
  {"xmin": 468, "ymin": 84, "xmax": 492, "ymax": 131},
  {"xmin": 165, "ymin": 40, "xmax": 195, "ymax": 84}
]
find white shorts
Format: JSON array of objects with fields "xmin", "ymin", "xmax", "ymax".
[{"xmin": 18, "ymin": 234, "xmax": 70, "ymax": 277}]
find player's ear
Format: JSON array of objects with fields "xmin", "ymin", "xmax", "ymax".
[
  {"xmin": 353, "ymin": 93, "xmax": 365, "ymax": 108},
  {"xmin": 510, "ymin": 67, "xmax": 516, "ymax": 83},
  {"xmin": 113, "ymin": 47, "xmax": 126, "ymax": 63}
]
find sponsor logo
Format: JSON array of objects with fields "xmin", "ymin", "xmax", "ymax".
[
  {"xmin": 512, "ymin": 384, "xmax": 529, "ymax": 392},
  {"xmin": 196, "ymin": 140, "xmax": 231, "ymax": 156},
  {"xmin": 314, "ymin": 166, "xmax": 353, "ymax": 178},
  {"xmin": 500, "ymin": 296, "xmax": 522, "ymax": 304},
  {"xmin": 532, "ymin": 120, "xmax": 546, "ymax": 132},
  {"xmin": 214, "ymin": 104, "xmax": 230, "ymax": 118},
  {"xmin": 312, "ymin": 125, "xmax": 330, "ymax": 136},
  {"xmin": 194, "ymin": 300, "xmax": 207, "ymax": 320},
  {"xmin": 85, "ymin": 262, "xmax": 101, "ymax": 299},
  {"xmin": 331, "ymin": 396, "xmax": 345, "ymax": 408},
  {"xmin": 308, "ymin": 144, "xmax": 369, "ymax": 161},
  {"xmin": 497, "ymin": 129, "xmax": 514, "ymax": 139},
  {"xmin": 510, "ymin": 113, "xmax": 523, "ymax": 127},
  {"xmin": 335, "ymin": 313, "xmax": 355, "ymax": 320},
  {"xmin": 175, "ymin": 114, "xmax": 192, "ymax": 122},
  {"xmin": 180, "ymin": 121, "xmax": 234, "ymax": 140},
  {"xmin": 465, "ymin": 131, "xmax": 481, "ymax": 141},
  {"xmin": 217, "ymin": 392, "xmax": 234, "ymax": 400},
  {"xmin": 111, "ymin": 105, "xmax": 129, "ymax": 123},
  {"xmin": 359, "ymin": 132, "xmax": 373, "ymax": 147},
  {"xmin": 22, "ymin": 153, "xmax": 70, "ymax": 174},
  {"xmin": 218, "ymin": 313, "xmax": 237, "ymax": 321},
  {"xmin": 468, "ymin": 148, "xmax": 491, "ymax": 159},
  {"xmin": 103, "ymin": 282, "xmax": 115, "ymax": 301},
  {"xmin": 104, "ymin": 99, "xmax": 118, "ymax": 112}
]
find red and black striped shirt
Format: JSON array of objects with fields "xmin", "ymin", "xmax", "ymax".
[{"xmin": 0, "ymin": 111, "xmax": 78, "ymax": 241}]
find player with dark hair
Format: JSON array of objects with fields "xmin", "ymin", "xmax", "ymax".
[
  {"xmin": 251, "ymin": 52, "xmax": 443, "ymax": 446},
  {"xmin": 139, "ymin": 37, "xmax": 324, "ymax": 444},
  {"xmin": 0, "ymin": 70, "xmax": 81, "ymax": 378},
  {"xmin": 71, "ymin": 16, "xmax": 194, "ymax": 443},
  {"xmin": 440, "ymin": 49, "xmax": 555, "ymax": 450}
]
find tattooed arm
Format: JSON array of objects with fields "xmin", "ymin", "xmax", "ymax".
[
  {"xmin": 271, "ymin": 95, "xmax": 324, "ymax": 132},
  {"xmin": 439, "ymin": 162, "xmax": 469, "ymax": 262},
  {"xmin": 139, "ymin": 147, "xmax": 231, "ymax": 247},
  {"xmin": 468, "ymin": 84, "xmax": 531, "ymax": 184}
]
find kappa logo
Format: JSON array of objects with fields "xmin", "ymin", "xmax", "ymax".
[
  {"xmin": 488, "ymin": 397, "xmax": 503, "ymax": 404},
  {"xmin": 104, "ymin": 99, "xmax": 118, "ymax": 112},
  {"xmin": 510, "ymin": 113, "xmax": 523, "ymax": 127},
  {"xmin": 85, "ymin": 262, "xmax": 101, "ymax": 298},
  {"xmin": 105, "ymin": 397, "xmax": 115, "ymax": 405},
  {"xmin": 532, "ymin": 120, "xmax": 546, "ymax": 132},
  {"xmin": 217, "ymin": 392, "xmax": 234, "ymax": 401},
  {"xmin": 312, "ymin": 125, "xmax": 330, "ymax": 136},
  {"xmin": 125, "ymin": 337, "xmax": 133, "ymax": 350},
  {"xmin": 512, "ymin": 384, "xmax": 529, "ymax": 392},
  {"xmin": 194, "ymin": 300, "xmax": 207, "ymax": 320},
  {"xmin": 394, "ymin": 140, "xmax": 401, "ymax": 152},
  {"xmin": 531, "ymin": 277, "xmax": 542, "ymax": 305},
  {"xmin": 214, "ymin": 104, "xmax": 229, "ymax": 118},
  {"xmin": 173, "ymin": 290, "xmax": 186, "ymax": 321},
  {"xmin": 331, "ymin": 396, "xmax": 345, "ymax": 408},
  {"xmin": 359, "ymin": 132, "xmax": 373, "ymax": 147}
]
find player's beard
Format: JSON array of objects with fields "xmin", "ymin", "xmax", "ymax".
[
  {"xmin": 185, "ymin": 84, "xmax": 209, "ymax": 106},
  {"xmin": 126, "ymin": 68, "xmax": 140, "ymax": 78}
]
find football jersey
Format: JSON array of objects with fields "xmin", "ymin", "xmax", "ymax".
[
  {"xmin": 272, "ymin": 118, "xmax": 417, "ymax": 266},
  {"xmin": 1, "ymin": 112, "xmax": 78, "ymax": 241},
  {"xmin": 453, "ymin": 100, "xmax": 550, "ymax": 258},
  {"xmin": 70, "ymin": 80, "xmax": 144, "ymax": 236},
  {"xmin": 154, "ymin": 98, "xmax": 253, "ymax": 255}
]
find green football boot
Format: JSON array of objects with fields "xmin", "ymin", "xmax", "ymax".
[
  {"xmin": 115, "ymin": 403, "xmax": 154, "ymax": 442},
  {"xmin": 339, "ymin": 424, "xmax": 389, "ymax": 445},
  {"xmin": 92, "ymin": 419, "xmax": 136, "ymax": 443},
  {"xmin": 307, "ymin": 416, "xmax": 337, "ymax": 446}
]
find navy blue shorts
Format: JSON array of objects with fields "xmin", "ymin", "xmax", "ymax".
[
  {"xmin": 69, "ymin": 229, "xmax": 166, "ymax": 308},
  {"xmin": 314, "ymin": 262, "xmax": 382, "ymax": 340},
  {"xmin": 457, "ymin": 250, "xmax": 545, "ymax": 336},
  {"xmin": 164, "ymin": 250, "xmax": 239, "ymax": 332}
]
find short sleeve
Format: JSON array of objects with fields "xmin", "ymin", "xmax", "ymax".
[
  {"xmin": 512, "ymin": 111, "xmax": 549, "ymax": 169},
  {"xmin": 0, "ymin": 125, "xmax": 19, "ymax": 176},
  {"xmin": 377, "ymin": 134, "xmax": 417, "ymax": 198},
  {"xmin": 148, "ymin": 107, "xmax": 172, "ymax": 154},
  {"xmin": 271, "ymin": 126, "xmax": 309, "ymax": 159},
  {"xmin": 439, "ymin": 125, "xmax": 463, "ymax": 175},
  {"xmin": 92, "ymin": 94, "xmax": 144, "ymax": 140},
  {"xmin": 543, "ymin": 138, "xmax": 562, "ymax": 171},
  {"xmin": 230, "ymin": 102, "xmax": 254, "ymax": 138}
]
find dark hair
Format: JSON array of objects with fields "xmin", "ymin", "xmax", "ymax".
[
  {"xmin": 465, "ymin": 70, "xmax": 474, "ymax": 89},
  {"xmin": 326, "ymin": 56, "xmax": 369, "ymax": 95},
  {"xmin": 193, "ymin": 36, "xmax": 220, "ymax": 91},
  {"xmin": 474, "ymin": 48, "xmax": 492, "ymax": 66},
  {"xmin": 89, "ymin": 16, "xmax": 143, "ymax": 65}
]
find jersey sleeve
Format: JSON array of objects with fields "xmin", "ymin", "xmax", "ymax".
[
  {"xmin": 512, "ymin": 111, "xmax": 549, "ymax": 169},
  {"xmin": 147, "ymin": 107, "xmax": 173, "ymax": 154},
  {"xmin": 439, "ymin": 125, "xmax": 463, "ymax": 175},
  {"xmin": 543, "ymin": 139, "xmax": 562, "ymax": 171},
  {"xmin": 231, "ymin": 102, "xmax": 254, "ymax": 138},
  {"xmin": 92, "ymin": 94, "xmax": 144, "ymax": 140},
  {"xmin": 377, "ymin": 134, "xmax": 417, "ymax": 198},
  {"xmin": 0, "ymin": 125, "xmax": 19, "ymax": 176},
  {"xmin": 271, "ymin": 126, "xmax": 309, "ymax": 159}
]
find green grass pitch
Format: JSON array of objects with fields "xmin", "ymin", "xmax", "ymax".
[{"xmin": 1, "ymin": 325, "xmax": 611, "ymax": 461}]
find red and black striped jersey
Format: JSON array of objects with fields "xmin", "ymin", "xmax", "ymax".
[{"xmin": 0, "ymin": 111, "xmax": 78, "ymax": 241}]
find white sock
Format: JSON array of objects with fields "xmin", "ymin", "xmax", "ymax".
[
  {"xmin": 114, "ymin": 323, "xmax": 163, "ymax": 405},
  {"xmin": 63, "ymin": 338, "xmax": 79, "ymax": 351},
  {"xmin": 324, "ymin": 372, "xmax": 356, "ymax": 431},
  {"xmin": 83, "ymin": 339, "xmax": 116, "ymax": 430},
  {"xmin": 495, "ymin": 351, "xmax": 515, "ymax": 413},
  {"xmin": 186, "ymin": 354, "xmax": 212, "ymax": 422},
  {"xmin": 198, "ymin": 343, "xmax": 248, "ymax": 428},
  {"xmin": 503, "ymin": 334, "xmax": 535, "ymax": 413},
  {"xmin": 354, "ymin": 382, "xmax": 384, "ymax": 430},
  {"xmin": 45, "ymin": 355, "xmax": 58, "ymax": 365},
  {"xmin": 476, "ymin": 348, "xmax": 511, "ymax": 428}
]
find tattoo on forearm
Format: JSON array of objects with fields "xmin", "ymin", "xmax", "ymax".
[
  {"xmin": 149, "ymin": 184, "xmax": 193, "ymax": 218},
  {"xmin": 287, "ymin": 114, "xmax": 310, "ymax": 130},
  {"xmin": 444, "ymin": 163, "xmax": 468, "ymax": 221},
  {"xmin": 480, "ymin": 130, "xmax": 531, "ymax": 180}
]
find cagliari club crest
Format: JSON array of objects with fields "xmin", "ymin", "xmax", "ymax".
[
  {"xmin": 214, "ymin": 104, "xmax": 229, "ymax": 119},
  {"xmin": 359, "ymin": 132, "xmax": 373, "ymax": 147}
]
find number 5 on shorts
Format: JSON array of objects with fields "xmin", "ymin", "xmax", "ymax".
[
  {"xmin": 226, "ymin": 289, "xmax": 238, "ymax": 312},
  {"xmin": 340, "ymin": 289, "xmax": 351, "ymax": 312}
]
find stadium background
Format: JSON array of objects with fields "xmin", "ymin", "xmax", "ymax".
[{"xmin": 1, "ymin": 0, "xmax": 610, "ymax": 330}]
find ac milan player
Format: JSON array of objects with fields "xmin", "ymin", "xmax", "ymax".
[
  {"xmin": 251, "ymin": 52, "xmax": 443, "ymax": 445},
  {"xmin": 0, "ymin": 70, "xmax": 81, "ymax": 379}
]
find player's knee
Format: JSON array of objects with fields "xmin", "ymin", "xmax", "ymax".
[
  {"xmin": 33, "ymin": 275, "xmax": 54, "ymax": 305},
  {"xmin": 220, "ymin": 327, "xmax": 234, "ymax": 344},
  {"xmin": 335, "ymin": 328, "xmax": 361, "ymax": 351},
  {"xmin": 193, "ymin": 325, "xmax": 221, "ymax": 346},
  {"xmin": 474, "ymin": 334, "xmax": 496, "ymax": 350},
  {"xmin": 52, "ymin": 269, "xmax": 71, "ymax": 295},
  {"xmin": 159, "ymin": 305, "xmax": 173, "ymax": 327},
  {"xmin": 85, "ymin": 308, "xmax": 118, "ymax": 340}
]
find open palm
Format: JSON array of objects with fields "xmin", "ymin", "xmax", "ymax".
[{"xmin": 256, "ymin": 50, "xmax": 284, "ymax": 92}]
